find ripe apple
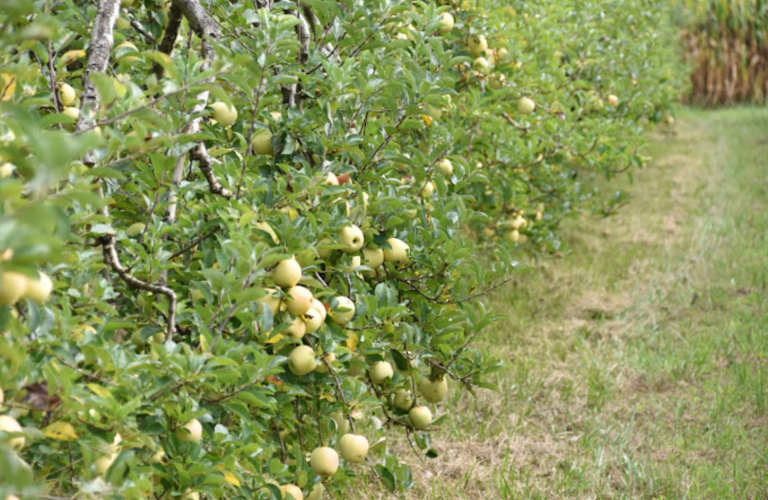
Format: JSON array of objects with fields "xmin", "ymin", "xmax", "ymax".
[
  {"xmin": 507, "ymin": 229, "xmax": 520, "ymax": 243},
  {"xmin": 329, "ymin": 296, "xmax": 355, "ymax": 326},
  {"xmin": 338, "ymin": 433, "xmax": 369, "ymax": 463},
  {"xmin": 362, "ymin": 247, "xmax": 384, "ymax": 269},
  {"xmin": 0, "ymin": 414, "xmax": 24, "ymax": 450},
  {"xmin": 252, "ymin": 130, "xmax": 274, "ymax": 155},
  {"xmin": 285, "ymin": 286, "xmax": 313, "ymax": 316},
  {"xmin": 393, "ymin": 389, "xmax": 413, "ymax": 410},
  {"xmin": 495, "ymin": 47, "xmax": 509, "ymax": 60},
  {"xmin": 383, "ymin": 238, "xmax": 409, "ymax": 264},
  {"xmin": 332, "ymin": 410, "xmax": 350, "ymax": 435},
  {"xmin": 22, "ymin": 271, "xmax": 53, "ymax": 304},
  {"xmin": 607, "ymin": 94, "xmax": 619, "ymax": 106},
  {"xmin": 518, "ymin": 97, "xmax": 536, "ymax": 115},
  {"xmin": 254, "ymin": 221, "xmax": 279, "ymax": 244},
  {"xmin": 258, "ymin": 287, "xmax": 282, "ymax": 315},
  {"xmin": 369, "ymin": 361, "xmax": 393, "ymax": 385},
  {"xmin": 314, "ymin": 352, "xmax": 336, "ymax": 373},
  {"xmin": 182, "ymin": 490, "xmax": 199, "ymax": 500},
  {"xmin": 281, "ymin": 485, "xmax": 304, "ymax": 500},
  {"xmin": 437, "ymin": 159, "xmax": 453, "ymax": 176},
  {"xmin": 325, "ymin": 172, "xmax": 339, "ymax": 186},
  {"xmin": 62, "ymin": 106, "xmax": 80, "ymax": 121},
  {"xmin": 115, "ymin": 41, "xmax": 140, "ymax": 63},
  {"xmin": 437, "ymin": 12, "xmax": 454, "ymax": 35},
  {"xmin": 510, "ymin": 215, "xmax": 528, "ymax": 230},
  {"xmin": 59, "ymin": 83, "xmax": 76, "ymax": 106},
  {"xmin": 116, "ymin": 16, "xmax": 131, "ymax": 29},
  {"xmin": 489, "ymin": 73, "xmax": 506, "ymax": 90},
  {"xmin": 302, "ymin": 304, "xmax": 325, "ymax": 334},
  {"xmin": 287, "ymin": 345, "xmax": 316, "ymax": 375},
  {"xmin": 467, "ymin": 34, "xmax": 488, "ymax": 57},
  {"xmin": 71, "ymin": 324, "xmax": 97, "ymax": 341},
  {"xmin": 284, "ymin": 315, "xmax": 307, "ymax": 340},
  {"xmin": 211, "ymin": 102, "xmax": 238, "ymax": 128},
  {"xmin": 473, "ymin": 57, "xmax": 490, "ymax": 72},
  {"xmin": 179, "ymin": 418, "xmax": 203, "ymax": 443},
  {"xmin": 306, "ymin": 482, "xmax": 325, "ymax": 500},
  {"xmin": 0, "ymin": 271, "xmax": 27, "ymax": 306},
  {"xmin": 408, "ymin": 406, "xmax": 432, "ymax": 430},
  {"xmin": 419, "ymin": 376, "xmax": 448, "ymax": 403},
  {"xmin": 94, "ymin": 454, "xmax": 116, "ymax": 475},
  {"xmin": 149, "ymin": 448, "xmax": 165, "ymax": 463},
  {"xmin": 0, "ymin": 163, "xmax": 13, "ymax": 178},
  {"xmin": 310, "ymin": 446, "xmax": 339, "ymax": 476},
  {"xmin": 339, "ymin": 225, "xmax": 364, "ymax": 253},
  {"xmin": 272, "ymin": 257, "xmax": 302, "ymax": 288},
  {"xmin": 347, "ymin": 355, "xmax": 365, "ymax": 377},
  {"xmin": 121, "ymin": 0, "xmax": 134, "ymax": 6},
  {"xmin": 420, "ymin": 180, "xmax": 436, "ymax": 198}
]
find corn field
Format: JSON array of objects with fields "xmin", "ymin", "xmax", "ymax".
[{"xmin": 682, "ymin": 0, "xmax": 768, "ymax": 105}]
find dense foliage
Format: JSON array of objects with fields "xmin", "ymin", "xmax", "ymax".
[{"xmin": 0, "ymin": 0, "xmax": 681, "ymax": 499}]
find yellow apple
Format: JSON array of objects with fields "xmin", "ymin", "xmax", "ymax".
[
  {"xmin": 23, "ymin": 271, "xmax": 53, "ymax": 304},
  {"xmin": 607, "ymin": 94, "xmax": 619, "ymax": 106},
  {"xmin": 272, "ymin": 257, "xmax": 302, "ymax": 288},
  {"xmin": 310, "ymin": 447, "xmax": 339, "ymax": 476},
  {"xmin": 0, "ymin": 271, "xmax": 27, "ymax": 306},
  {"xmin": 314, "ymin": 352, "xmax": 336, "ymax": 373},
  {"xmin": 149, "ymin": 448, "xmax": 165, "ymax": 463},
  {"xmin": 0, "ymin": 387, "xmax": 4, "ymax": 405},
  {"xmin": 252, "ymin": 130, "xmax": 274, "ymax": 155},
  {"xmin": 302, "ymin": 298, "xmax": 327, "ymax": 334},
  {"xmin": 306, "ymin": 483, "xmax": 325, "ymax": 500},
  {"xmin": 285, "ymin": 286, "xmax": 313, "ymax": 316},
  {"xmin": 115, "ymin": 41, "xmax": 140, "ymax": 63},
  {"xmin": 408, "ymin": 406, "xmax": 432, "ymax": 430},
  {"xmin": 420, "ymin": 180, "xmax": 436, "ymax": 198},
  {"xmin": 211, "ymin": 102, "xmax": 238, "ymax": 128},
  {"xmin": 437, "ymin": 12, "xmax": 454, "ymax": 35},
  {"xmin": 383, "ymin": 238, "xmax": 409, "ymax": 264},
  {"xmin": 467, "ymin": 34, "xmax": 488, "ymax": 57},
  {"xmin": 362, "ymin": 247, "xmax": 384, "ymax": 269},
  {"xmin": 182, "ymin": 490, "xmax": 199, "ymax": 500},
  {"xmin": 121, "ymin": 0, "xmax": 135, "ymax": 6},
  {"xmin": 419, "ymin": 376, "xmax": 448, "ymax": 403},
  {"xmin": 179, "ymin": 418, "xmax": 203, "ymax": 443},
  {"xmin": 94, "ymin": 454, "xmax": 116, "ymax": 475},
  {"xmin": 338, "ymin": 433, "xmax": 369, "ymax": 463},
  {"xmin": 116, "ymin": 16, "xmax": 131, "ymax": 30},
  {"xmin": 281, "ymin": 485, "xmax": 304, "ymax": 500},
  {"xmin": 495, "ymin": 47, "xmax": 509, "ymax": 60},
  {"xmin": 325, "ymin": 172, "xmax": 339, "ymax": 185},
  {"xmin": 369, "ymin": 361, "xmax": 393, "ymax": 385},
  {"xmin": 257, "ymin": 287, "xmax": 282, "ymax": 315},
  {"xmin": 518, "ymin": 97, "xmax": 536, "ymax": 115},
  {"xmin": 338, "ymin": 225, "xmax": 364, "ymax": 253},
  {"xmin": 489, "ymin": 73, "xmax": 506, "ymax": 90},
  {"xmin": 58, "ymin": 83, "xmax": 76, "ymax": 106},
  {"xmin": 329, "ymin": 296, "xmax": 355, "ymax": 326},
  {"xmin": 284, "ymin": 314, "xmax": 307, "ymax": 340},
  {"xmin": 62, "ymin": 106, "xmax": 80, "ymax": 121},
  {"xmin": 287, "ymin": 345, "xmax": 316, "ymax": 375},
  {"xmin": 507, "ymin": 229, "xmax": 520, "ymax": 243},
  {"xmin": 0, "ymin": 415, "xmax": 24, "ymax": 450},
  {"xmin": 473, "ymin": 57, "xmax": 490, "ymax": 72}
]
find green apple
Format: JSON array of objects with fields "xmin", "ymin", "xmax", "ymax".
[
  {"xmin": 149, "ymin": 448, "xmax": 165, "ymax": 463},
  {"xmin": 281, "ymin": 485, "xmax": 304, "ymax": 500},
  {"xmin": 420, "ymin": 180, "xmax": 435, "ymax": 198},
  {"xmin": 489, "ymin": 73, "xmax": 506, "ymax": 90},
  {"xmin": 211, "ymin": 102, "xmax": 237, "ymax": 128},
  {"xmin": 272, "ymin": 257, "xmax": 302, "ymax": 288},
  {"xmin": 284, "ymin": 314, "xmax": 307, "ymax": 340},
  {"xmin": 437, "ymin": 159, "xmax": 453, "ymax": 176},
  {"xmin": 257, "ymin": 287, "xmax": 282, "ymax": 315},
  {"xmin": 287, "ymin": 345, "xmax": 316, "ymax": 375},
  {"xmin": 408, "ymin": 406, "xmax": 432, "ymax": 430},
  {"xmin": 62, "ymin": 106, "xmax": 80, "ymax": 121},
  {"xmin": 310, "ymin": 446, "xmax": 339, "ymax": 476},
  {"xmin": 510, "ymin": 215, "xmax": 528, "ymax": 230},
  {"xmin": 306, "ymin": 483, "xmax": 325, "ymax": 500},
  {"xmin": 0, "ymin": 415, "xmax": 24, "ymax": 450},
  {"xmin": 339, "ymin": 225, "xmax": 364, "ymax": 253},
  {"xmin": 473, "ymin": 57, "xmax": 490, "ymax": 72},
  {"xmin": 329, "ymin": 296, "xmax": 355, "ymax": 326},
  {"xmin": 0, "ymin": 271, "xmax": 27, "ymax": 306},
  {"xmin": 332, "ymin": 410, "xmax": 350, "ymax": 435},
  {"xmin": 507, "ymin": 229, "xmax": 520, "ymax": 243},
  {"xmin": 120, "ymin": 0, "xmax": 135, "ymax": 6},
  {"xmin": 23, "ymin": 272, "xmax": 53, "ymax": 304},
  {"xmin": 115, "ymin": 41, "xmax": 140, "ymax": 63},
  {"xmin": 518, "ymin": 97, "xmax": 536, "ymax": 115},
  {"xmin": 495, "ymin": 47, "xmax": 509, "ymax": 60},
  {"xmin": 393, "ymin": 389, "xmax": 413, "ymax": 410},
  {"xmin": 252, "ymin": 130, "xmax": 274, "ymax": 155},
  {"xmin": 58, "ymin": 82, "xmax": 76, "ymax": 106},
  {"xmin": 467, "ymin": 34, "xmax": 488, "ymax": 57},
  {"xmin": 179, "ymin": 418, "xmax": 203, "ymax": 443},
  {"xmin": 369, "ymin": 361, "xmax": 393, "ymax": 385},
  {"xmin": 437, "ymin": 12, "xmax": 454, "ymax": 35},
  {"xmin": 0, "ymin": 163, "xmax": 13, "ymax": 178},
  {"xmin": 362, "ymin": 247, "xmax": 384, "ymax": 269},
  {"xmin": 94, "ymin": 454, "xmax": 116, "ymax": 475},
  {"xmin": 338, "ymin": 433, "xmax": 369, "ymax": 463},
  {"xmin": 314, "ymin": 352, "xmax": 336, "ymax": 373},
  {"xmin": 285, "ymin": 285, "xmax": 313, "ymax": 316},
  {"xmin": 116, "ymin": 16, "xmax": 131, "ymax": 29},
  {"xmin": 383, "ymin": 238, "xmax": 410, "ymax": 264},
  {"xmin": 419, "ymin": 376, "xmax": 448, "ymax": 403}
]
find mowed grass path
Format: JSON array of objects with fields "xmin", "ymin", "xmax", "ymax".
[{"xmin": 394, "ymin": 108, "xmax": 768, "ymax": 500}]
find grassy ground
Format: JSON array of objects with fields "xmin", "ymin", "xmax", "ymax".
[{"xmin": 387, "ymin": 107, "xmax": 768, "ymax": 500}]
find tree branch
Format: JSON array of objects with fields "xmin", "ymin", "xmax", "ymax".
[{"xmin": 151, "ymin": 2, "xmax": 183, "ymax": 80}]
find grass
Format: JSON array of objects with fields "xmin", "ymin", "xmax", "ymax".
[{"xmin": 380, "ymin": 107, "xmax": 768, "ymax": 500}]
